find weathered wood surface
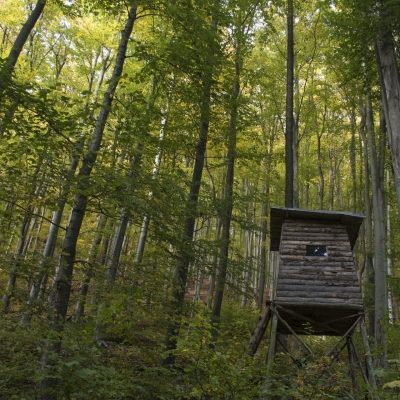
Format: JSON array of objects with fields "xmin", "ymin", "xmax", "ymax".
[
  {"xmin": 275, "ymin": 298, "xmax": 364, "ymax": 307},
  {"xmin": 277, "ymin": 284, "xmax": 361, "ymax": 293},
  {"xmin": 278, "ymin": 277, "xmax": 358, "ymax": 285},
  {"xmin": 277, "ymin": 291, "xmax": 362, "ymax": 299},
  {"xmin": 280, "ymin": 251, "xmax": 353, "ymax": 258},
  {"xmin": 280, "ymin": 242, "xmax": 353, "ymax": 252},
  {"xmin": 245, "ymin": 305, "xmax": 271, "ymax": 356},
  {"xmin": 280, "ymin": 240, "xmax": 349, "ymax": 246},
  {"xmin": 280, "ymin": 265, "xmax": 356, "ymax": 272},
  {"xmin": 269, "ymin": 210, "xmax": 364, "ymax": 336},
  {"xmin": 284, "ymin": 219, "xmax": 343, "ymax": 226},
  {"xmin": 280, "ymin": 255, "xmax": 353, "ymax": 262},
  {"xmin": 281, "ymin": 260, "xmax": 355, "ymax": 267},
  {"xmin": 282, "ymin": 232, "xmax": 349, "ymax": 238},
  {"xmin": 270, "ymin": 207, "xmax": 364, "ymax": 252}
]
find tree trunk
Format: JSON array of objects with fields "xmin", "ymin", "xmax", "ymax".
[
  {"xmin": 40, "ymin": 4, "xmax": 137, "ymax": 397},
  {"xmin": 350, "ymin": 109, "xmax": 357, "ymax": 212},
  {"xmin": 359, "ymin": 102, "xmax": 375, "ymax": 338},
  {"xmin": 386, "ymin": 170, "xmax": 399, "ymax": 322},
  {"xmin": 162, "ymin": 11, "xmax": 219, "ymax": 367},
  {"xmin": 285, "ymin": 0, "xmax": 294, "ymax": 208},
  {"xmin": 21, "ymin": 45, "xmax": 109, "ymax": 325},
  {"xmin": 206, "ymin": 218, "xmax": 221, "ymax": 309},
  {"xmin": 375, "ymin": 33, "xmax": 400, "ymax": 227},
  {"xmin": 95, "ymin": 212, "xmax": 130, "ymax": 343},
  {"xmin": 74, "ymin": 214, "xmax": 107, "ymax": 318},
  {"xmin": 135, "ymin": 83, "xmax": 172, "ymax": 263},
  {"xmin": 367, "ymin": 97, "xmax": 387, "ymax": 369},
  {"xmin": 2, "ymin": 0, "xmax": 46, "ymax": 72},
  {"xmin": 257, "ymin": 201, "xmax": 268, "ymax": 310},
  {"xmin": 2, "ymin": 159, "xmax": 43, "ymax": 312},
  {"xmin": 0, "ymin": 0, "xmax": 47, "ymax": 137},
  {"xmin": 211, "ymin": 36, "xmax": 240, "ymax": 324}
]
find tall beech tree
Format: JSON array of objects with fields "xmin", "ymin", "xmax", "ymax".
[
  {"xmin": 375, "ymin": 11, "xmax": 400, "ymax": 224},
  {"xmin": 285, "ymin": 0, "xmax": 294, "ymax": 208},
  {"xmin": 162, "ymin": 1, "xmax": 220, "ymax": 366},
  {"xmin": 41, "ymin": 3, "xmax": 137, "ymax": 396},
  {"xmin": 1, "ymin": 0, "xmax": 47, "ymax": 73},
  {"xmin": 212, "ymin": 18, "xmax": 244, "ymax": 325}
]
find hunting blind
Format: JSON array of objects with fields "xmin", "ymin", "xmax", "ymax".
[
  {"xmin": 269, "ymin": 206, "xmax": 364, "ymax": 336},
  {"xmin": 247, "ymin": 207, "xmax": 377, "ymax": 397}
]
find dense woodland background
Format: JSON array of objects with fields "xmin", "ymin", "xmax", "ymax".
[{"xmin": 1, "ymin": 0, "xmax": 400, "ymax": 398}]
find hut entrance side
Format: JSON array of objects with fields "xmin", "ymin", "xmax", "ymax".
[{"xmin": 247, "ymin": 207, "xmax": 378, "ymax": 398}]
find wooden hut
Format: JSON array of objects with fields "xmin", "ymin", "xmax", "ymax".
[{"xmin": 269, "ymin": 207, "xmax": 364, "ymax": 336}]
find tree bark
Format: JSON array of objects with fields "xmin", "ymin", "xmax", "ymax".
[
  {"xmin": 375, "ymin": 32, "xmax": 400, "ymax": 227},
  {"xmin": 21, "ymin": 45, "xmax": 109, "ymax": 325},
  {"xmin": 285, "ymin": 0, "xmax": 294, "ymax": 208},
  {"xmin": 359, "ymin": 102, "xmax": 375, "ymax": 338},
  {"xmin": 2, "ymin": 0, "xmax": 47, "ymax": 72},
  {"xmin": 40, "ymin": 4, "xmax": 137, "ymax": 397},
  {"xmin": 2, "ymin": 159, "xmax": 43, "ymax": 312},
  {"xmin": 211, "ymin": 36, "xmax": 240, "ymax": 324},
  {"xmin": 162, "ymin": 11, "xmax": 219, "ymax": 367},
  {"xmin": 135, "ymin": 83, "xmax": 173, "ymax": 263},
  {"xmin": 360, "ymin": 94, "xmax": 388, "ymax": 368},
  {"xmin": 74, "ymin": 214, "xmax": 107, "ymax": 318}
]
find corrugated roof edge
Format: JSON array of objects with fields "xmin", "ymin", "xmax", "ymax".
[{"xmin": 269, "ymin": 207, "xmax": 365, "ymax": 252}]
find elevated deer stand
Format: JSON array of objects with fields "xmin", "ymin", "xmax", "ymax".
[{"xmin": 248, "ymin": 207, "xmax": 377, "ymax": 399}]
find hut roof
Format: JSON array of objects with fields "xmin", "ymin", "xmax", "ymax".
[{"xmin": 270, "ymin": 207, "xmax": 364, "ymax": 251}]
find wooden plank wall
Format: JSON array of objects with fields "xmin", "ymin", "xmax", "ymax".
[{"xmin": 275, "ymin": 219, "xmax": 363, "ymax": 308}]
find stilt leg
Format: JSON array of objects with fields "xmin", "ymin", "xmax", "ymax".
[
  {"xmin": 347, "ymin": 337, "xmax": 359, "ymax": 400},
  {"xmin": 266, "ymin": 313, "xmax": 278, "ymax": 365}
]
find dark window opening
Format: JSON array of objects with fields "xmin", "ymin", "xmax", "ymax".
[{"xmin": 306, "ymin": 245, "xmax": 327, "ymax": 257}]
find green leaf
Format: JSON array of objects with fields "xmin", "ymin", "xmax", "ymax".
[{"xmin": 383, "ymin": 380, "xmax": 400, "ymax": 390}]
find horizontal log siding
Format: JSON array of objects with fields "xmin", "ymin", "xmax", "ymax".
[{"xmin": 276, "ymin": 220, "xmax": 363, "ymax": 308}]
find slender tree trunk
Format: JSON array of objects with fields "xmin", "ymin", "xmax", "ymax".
[
  {"xmin": 359, "ymin": 102, "xmax": 375, "ymax": 338},
  {"xmin": 211, "ymin": 37, "xmax": 240, "ymax": 324},
  {"xmin": 2, "ymin": 159, "xmax": 43, "ymax": 312},
  {"xmin": 0, "ymin": 0, "xmax": 47, "ymax": 137},
  {"xmin": 135, "ymin": 83, "xmax": 173, "ymax": 263},
  {"xmin": 257, "ymin": 200, "xmax": 268, "ymax": 309},
  {"xmin": 74, "ymin": 214, "xmax": 107, "ymax": 318},
  {"xmin": 162, "ymin": 11, "xmax": 219, "ymax": 367},
  {"xmin": 328, "ymin": 148, "xmax": 335, "ymax": 210},
  {"xmin": 350, "ymin": 109, "xmax": 358, "ymax": 212},
  {"xmin": 2, "ymin": 0, "xmax": 46, "ymax": 72},
  {"xmin": 21, "ymin": 46, "xmax": 109, "ymax": 325},
  {"xmin": 95, "ymin": 76, "xmax": 157, "ymax": 334},
  {"xmin": 206, "ymin": 218, "xmax": 221, "ymax": 309},
  {"xmin": 95, "ymin": 212, "xmax": 130, "ymax": 344},
  {"xmin": 375, "ymin": 33, "xmax": 400, "ymax": 226},
  {"xmin": 365, "ymin": 95, "xmax": 387, "ymax": 369},
  {"xmin": 40, "ymin": 5, "xmax": 137, "ymax": 397},
  {"xmin": 317, "ymin": 135, "xmax": 324, "ymax": 206},
  {"xmin": 386, "ymin": 170, "xmax": 399, "ymax": 322},
  {"xmin": 285, "ymin": 0, "xmax": 294, "ymax": 208}
]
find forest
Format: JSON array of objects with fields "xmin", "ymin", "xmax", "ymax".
[{"xmin": 0, "ymin": 0, "xmax": 400, "ymax": 398}]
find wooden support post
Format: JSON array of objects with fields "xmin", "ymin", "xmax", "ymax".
[
  {"xmin": 266, "ymin": 313, "xmax": 278, "ymax": 365},
  {"xmin": 245, "ymin": 305, "xmax": 271, "ymax": 356},
  {"xmin": 349, "ymin": 337, "xmax": 370, "ymax": 387},
  {"xmin": 260, "ymin": 314, "xmax": 278, "ymax": 400},
  {"xmin": 324, "ymin": 316, "xmax": 362, "ymax": 358},
  {"xmin": 347, "ymin": 337, "xmax": 359, "ymax": 400},
  {"xmin": 271, "ymin": 306, "xmax": 314, "ymax": 355}
]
